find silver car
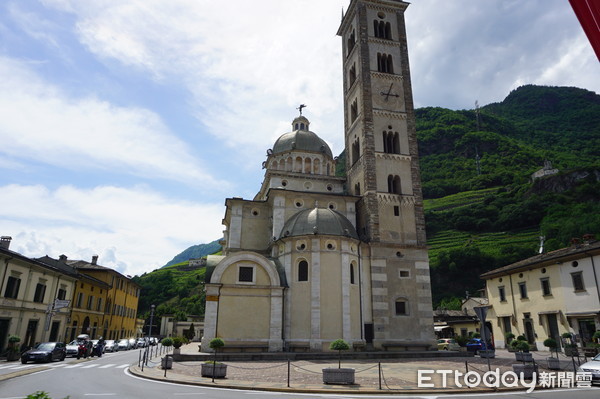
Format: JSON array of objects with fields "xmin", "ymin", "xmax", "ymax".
[
  {"xmin": 578, "ymin": 353, "xmax": 600, "ymax": 384},
  {"xmin": 117, "ymin": 339, "xmax": 130, "ymax": 351},
  {"xmin": 103, "ymin": 340, "xmax": 118, "ymax": 352}
]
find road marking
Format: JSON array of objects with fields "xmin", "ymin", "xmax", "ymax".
[
  {"xmin": 116, "ymin": 364, "xmax": 129, "ymax": 368},
  {"xmin": 82, "ymin": 364, "xmax": 99, "ymax": 368},
  {"xmin": 83, "ymin": 394, "xmax": 117, "ymax": 396},
  {"xmin": 64, "ymin": 363, "xmax": 83, "ymax": 368},
  {"xmin": 9, "ymin": 365, "xmax": 35, "ymax": 370},
  {"xmin": 0, "ymin": 365, "xmax": 16, "ymax": 369},
  {"xmin": 99, "ymin": 364, "xmax": 116, "ymax": 368},
  {"xmin": 49, "ymin": 363, "xmax": 67, "ymax": 368},
  {"xmin": 172, "ymin": 394, "xmax": 206, "ymax": 396}
]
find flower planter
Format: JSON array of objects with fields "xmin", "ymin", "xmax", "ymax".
[
  {"xmin": 547, "ymin": 357, "xmax": 560, "ymax": 370},
  {"xmin": 512, "ymin": 363, "xmax": 537, "ymax": 380},
  {"xmin": 6, "ymin": 351, "xmax": 20, "ymax": 362},
  {"xmin": 479, "ymin": 350, "xmax": 495, "ymax": 358},
  {"xmin": 322, "ymin": 368, "xmax": 355, "ymax": 385},
  {"xmin": 515, "ymin": 352, "xmax": 533, "ymax": 362},
  {"xmin": 201, "ymin": 363, "xmax": 227, "ymax": 378},
  {"xmin": 564, "ymin": 347, "xmax": 579, "ymax": 357},
  {"xmin": 507, "ymin": 346, "xmax": 517, "ymax": 352},
  {"xmin": 161, "ymin": 356, "xmax": 173, "ymax": 369}
]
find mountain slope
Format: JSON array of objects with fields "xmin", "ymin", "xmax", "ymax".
[{"xmin": 162, "ymin": 239, "xmax": 221, "ymax": 268}]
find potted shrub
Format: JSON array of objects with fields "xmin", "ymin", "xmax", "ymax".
[
  {"xmin": 6, "ymin": 335, "xmax": 21, "ymax": 362},
  {"xmin": 202, "ymin": 338, "xmax": 226, "ymax": 379},
  {"xmin": 544, "ymin": 338, "xmax": 560, "ymax": 370},
  {"xmin": 322, "ymin": 339, "xmax": 355, "ymax": 385},
  {"xmin": 562, "ymin": 332, "xmax": 578, "ymax": 357},
  {"xmin": 505, "ymin": 332, "xmax": 516, "ymax": 350},
  {"xmin": 454, "ymin": 335, "xmax": 469, "ymax": 352},
  {"xmin": 161, "ymin": 337, "xmax": 173, "ymax": 369},
  {"xmin": 172, "ymin": 337, "xmax": 183, "ymax": 355},
  {"xmin": 515, "ymin": 340, "xmax": 532, "ymax": 362}
]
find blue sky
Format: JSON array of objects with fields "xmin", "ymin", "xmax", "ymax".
[{"xmin": 1, "ymin": 0, "xmax": 597, "ymax": 277}]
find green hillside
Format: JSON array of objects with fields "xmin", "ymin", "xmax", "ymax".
[{"xmin": 135, "ymin": 84, "xmax": 600, "ymax": 316}]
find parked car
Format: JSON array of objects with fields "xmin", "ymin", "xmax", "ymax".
[
  {"xmin": 136, "ymin": 338, "xmax": 147, "ymax": 348},
  {"xmin": 117, "ymin": 339, "xmax": 130, "ymax": 351},
  {"xmin": 579, "ymin": 353, "xmax": 600, "ymax": 384},
  {"xmin": 103, "ymin": 340, "xmax": 118, "ymax": 352},
  {"xmin": 128, "ymin": 338, "xmax": 138, "ymax": 349},
  {"xmin": 66, "ymin": 340, "xmax": 80, "ymax": 357},
  {"xmin": 21, "ymin": 342, "xmax": 66, "ymax": 364},
  {"xmin": 437, "ymin": 338, "xmax": 460, "ymax": 351},
  {"xmin": 149, "ymin": 337, "xmax": 158, "ymax": 346},
  {"xmin": 466, "ymin": 338, "xmax": 493, "ymax": 354}
]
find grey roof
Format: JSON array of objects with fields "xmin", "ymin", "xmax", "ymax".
[
  {"xmin": 481, "ymin": 240, "xmax": 600, "ymax": 279},
  {"xmin": 278, "ymin": 207, "xmax": 359, "ymax": 240},
  {"xmin": 272, "ymin": 130, "xmax": 333, "ymax": 158}
]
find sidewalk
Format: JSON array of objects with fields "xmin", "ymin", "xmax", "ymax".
[{"xmin": 128, "ymin": 344, "xmax": 583, "ymax": 394}]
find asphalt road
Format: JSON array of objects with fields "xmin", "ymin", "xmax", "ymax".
[{"xmin": 0, "ymin": 349, "xmax": 598, "ymax": 399}]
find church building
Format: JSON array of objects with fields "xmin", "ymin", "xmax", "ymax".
[{"xmin": 202, "ymin": 0, "xmax": 434, "ymax": 352}]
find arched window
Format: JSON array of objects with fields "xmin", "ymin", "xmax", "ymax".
[
  {"xmin": 350, "ymin": 262, "xmax": 356, "ymax": 285},
  {"xmin": 383, "ymin": 131, "xmax": 400, "ymax": 154},
  {"xmin": 298, "ymin": 260, "xmax": 308, "ymax": 282},
  {"xmin": 355, "ymin": 182, "xmax": 361, "ymax": 195},
  {"xmin": 349, "ymin": 63, "xmax": 356, "ymax": 86},
  {"xmin": 286, "ymin": 157, "xmax": 293, "ymax": 171},
  {"xmin": 352, "ymin": 137, "xmax": 360, "ymax": 165},
  {"xmin": 388, "ymin": 175, "xmax": 401, "ymax": 194},
  {"xmin": 373, "ymin": 20, "xmax": 391, "ymax": 39},
  {"xmin": 295, "ymin": 157, "xmax": 303, "ymax": 172},
  {"xmin": 350, "ymin": 99, "xmax": 358, "ymax": 122},
  {"xmin": 313, "ymin": 158, "xmax": 321, "ymax": 174},
  {"xmin": 347, "ymin": 29, "xmax": 356, "ymax": 53},
  {"xmin": 377, "ymin": 53, "xmax": 394, "ymax": 74},
  {"xmin": 300, "ymin": 123, "xmax": 305, "ymax": 130},
  {"xmin": 393, "ymin": 132, "xmax": 400, "ymax": 154}
]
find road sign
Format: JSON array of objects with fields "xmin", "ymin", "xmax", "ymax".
[
  {"xmin": 474, "ymin": 306, "xmax": 487, "ymax": 322},
  {"xmin": 54, "ymin": 299, "xmax": 70, "ymax": 309}
]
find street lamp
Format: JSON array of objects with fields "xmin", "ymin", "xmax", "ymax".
[{"xmin": 148, "ymin": 304, "xmax": 155, "ymax": 338}]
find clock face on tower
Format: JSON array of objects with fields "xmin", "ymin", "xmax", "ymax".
[{"xmin": 372, "ymin": 80, "xmax": 404, "ymax": 111}]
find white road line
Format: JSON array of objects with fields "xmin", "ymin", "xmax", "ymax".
[
  {"xmin": 172, "ymin": 394, "xmax": 206, "ymax": 396},
  {"xmin": 82, "ymin": 364, "xmax": 99, "ymax": 368},
  {"xmin": 83, "ymin": 394, "xmax": 117, "ymax": 396},
  {"xmin": 99, "ymin": 364, "xmax": 116, "ymax": 368},
  {"xmin": 64, "ymin": 363, "xmax": 83, "ymax": 368},
  {"xmin": 49, "ymin": 363, "xmax": 67, "ymax": 368},
  {"xmin": 9, "ymin": 365, "xmax": 35, "ymax": 370},
  {"xmin": 116, "ymin": 364, "xmax": 129, "ymax": 368},
  {"xmin": 0, "ymin": 365, "xmax": 16, "ymax": 369}
]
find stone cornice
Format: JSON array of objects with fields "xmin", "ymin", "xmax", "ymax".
[
  {"xmin": 377, "ymin": 192, "xmax": 415, "ymax": 205},
  {"xmin": 373, "ymin": 109, "xmax": 407, "ymax": 119},
  {"xmin": 375, "ymin": 152, "xmax": 411, "ymax": 162}
]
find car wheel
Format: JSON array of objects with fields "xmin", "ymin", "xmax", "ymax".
[
  {"xmin": 444, "ymin": 347, "xmax": 448, "ymax": 350},
  {"xmin": 61, "ymin": 353, "xmax": 66, "ymax": 361},
  {"xmin": 21, "ymin": 359, "xmax": 27, "ymax": 364}
]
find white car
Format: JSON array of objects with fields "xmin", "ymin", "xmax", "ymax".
[
  {"xmin": 136, "ymin": 338, "xmax": 147, "ymax": 348},
  {"xmin": 103, "ymin": 340, "xmax": 118, "ymax": 352},
  {"xmin": 117, "ymin": 339, "xmax": 130, "ymax": 351},
  {"xmin": 578, "ymin": 353, "xmax": 600, "ymax": 384}
]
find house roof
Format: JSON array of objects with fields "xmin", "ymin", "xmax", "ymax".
[{"xmin": 481, "ymin": 240, "xmax": 600, "ymax": 279}]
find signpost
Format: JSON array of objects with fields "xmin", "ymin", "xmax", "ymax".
[
  {"xmin": 474, "ymin": 306, "xmax": 492, "ymax": 370},
  {"xmin": 45, "ymin": 299, "xmax": 71, "ymax": 331}
]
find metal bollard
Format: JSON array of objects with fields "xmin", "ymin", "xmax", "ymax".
[
  {"xmin": 287, "ymin": 360, "xmax": 290, "ymax": 388},
  {"xmin": 378, "ymin": 362, "xmax": 382, "ymax": 390}
]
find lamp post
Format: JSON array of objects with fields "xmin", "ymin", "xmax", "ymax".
[{"xmin": 148, "ymin": 304, "xmax": 155, "ymax": 338}]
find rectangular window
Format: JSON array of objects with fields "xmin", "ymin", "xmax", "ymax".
[
  {"xmin": 350, "ymin": 264, "xmax": 355, "ymax": 284},
  {"xmin": 33, "ymin": 283, "xmax": 46, "ymax": 303},
  {"xmin": 395, "ymin": 300, "xmax": 408, "ymax": 315},
  {"xmin": 4, "ymin": 276, "xmax": 21, "ymax": 299},
  {"xmin": 76, "ymin": 292, "xmax": 84, "ymax": 308},
  {"xmin": 57, "ymin": 288, "xmax": 67, "ymax": 301},
  {"xmin": 393, "ymin": 206, "xmax": 400, "ymax": 216},
  {"xmin": 498, "ymin": 286, "xmax": 506, "ymax": 302},
  {"xmin": 502, "ymin": 316, "xmax": 512, "ymax": 333},
  {"xmin": 238, "ymin": 266, "xmax": 254, "ymax": 283},
  {"xmin": 518, "ymin": 282, "xmax": 528, "ymax": 299},
  {"xmin": 571, "ymin": 272, "xmax": 585, "ymax": 291},
  {"xmin": 96, "ymin": 298, "xmax": 102, "ymax": 312},
  {"xmin": 87, "ymin": 296, "xmax": 93, "ymax": 310},
  {"xmin": 541, "ymin": 278, "xmax": 551, "ymax": 296},
  {"xmin": 398, "ymin": 270, "xmax": 410, "ymax": 278}
]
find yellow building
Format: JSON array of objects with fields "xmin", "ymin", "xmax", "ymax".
[
  {"xmin": 482, "ymin": 239, "xmax": 600, "ymax": 350},
  {"xmin": 68, "ymin": 256, "xmax": 141, "ymax": 341},
  {"xmin": 1, "ymin": 238, "xmax": 78, "ymax": 351}
]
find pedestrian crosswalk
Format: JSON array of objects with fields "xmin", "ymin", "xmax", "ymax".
[{"xmin": 0, "ymin": 362, "xmax": 131, "ymax": 371}]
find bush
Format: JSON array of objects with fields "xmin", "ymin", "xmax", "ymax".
[
  {"xmin": 517, "ymin": 341, "xmax": 530, "ymax": 352},
  {"xmin": 172, "ymin": 337, "xmax": 183, "ymax": 349},
  {"xmin": 455, "ymin": 335, "xmax": 469, "ymax": 347},
  {"xmin": 209, "ymin": 338, "xmax": 225, "ymax": 350},
  {"xmin": 8, "ymin": 335, "xmax": 21, "ymax": 344},
  {"xmin": 329, "ymin": 339, "xmax": 350, "ymax": 368},
  {"xmin": 161, "ymin": 337, "xmax": 173, "ymax": 347},
  {"xmin": 517, "ymin": 335, "xmax": 527, "ymax": 341}
]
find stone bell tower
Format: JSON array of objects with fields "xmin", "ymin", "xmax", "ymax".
[{"xmin": 338, "ymin": 0, "xmax": 434, "ymax": 349}]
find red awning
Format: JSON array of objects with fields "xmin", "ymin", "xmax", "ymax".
[{"xmin": 569, "ymin": 0, "xmax": 600, "ymax": 60}]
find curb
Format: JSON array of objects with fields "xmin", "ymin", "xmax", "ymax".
[{"xmin": 128, "ymin": 365, "xmax": 533, "ymax": 395}]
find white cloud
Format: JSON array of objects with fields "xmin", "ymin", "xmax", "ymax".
[
  {"xmin": 0, "ymin": 184, "xmax": 224, "ymax": 276},
  {"xmin": 0, "ymin": 57, "xmax": 219, "ymax": 186}
]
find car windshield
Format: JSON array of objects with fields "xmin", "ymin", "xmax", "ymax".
[
  {"xmin": 68, "ymin": 341, "xmax": 78, "ymax": 345},
  {"xmin": 594, "ymin": 354, "xmax": 600, "ymax": 361},
  {"xmin": 119, "ymin": 339, "xmax": 128, "ymax": 343},
  {"xmin": 35, "ymin": 343, "xmax": 54, "ymax": 350}
]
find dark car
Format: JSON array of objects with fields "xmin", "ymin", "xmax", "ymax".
[
  {"xmin": 21, "ymin": 342, "xmax": 66, "ymax": 364},
  {"xmin": 466, "ymin": 338, "xmax": 493, "ymax": 354}
]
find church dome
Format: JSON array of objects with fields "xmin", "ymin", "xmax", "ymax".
[
  {"xmin": 272, "ymin": 116, "xmax": 333, "ymax": 158},
  {"xmin": 278, "ymin": 207, "xmax": 359, "ymax": 240}
]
